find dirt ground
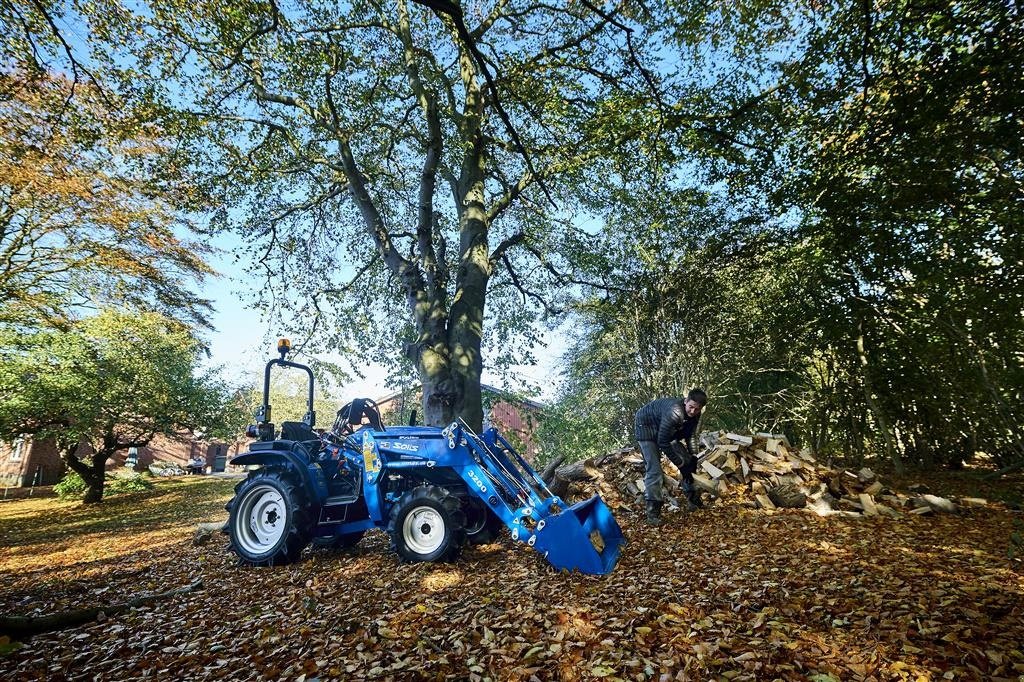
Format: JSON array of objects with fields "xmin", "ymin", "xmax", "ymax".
[{"xmin": 1, "ymin": 474, "xmax": 1022, "ymax": 681}]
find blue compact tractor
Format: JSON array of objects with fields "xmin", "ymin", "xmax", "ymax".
[{"xmin": 225, "ymin": 340, "xmax": 624, "ymax": 575}]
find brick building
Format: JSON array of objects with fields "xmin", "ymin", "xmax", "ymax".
[
  {"xmin": 0, "ymin": 433, "xmax": 247, "ymax": 488},
  {"xmin": 374, "ymin": 384, "xmax": 545, "ymax": 461}
]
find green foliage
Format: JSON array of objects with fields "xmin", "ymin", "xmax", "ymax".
[
  {"xmin": 0, "ymin": 309, "xmax": 232, "ymax": 501},
  {"xmin": 106, "ymin": 472, "xmax": 154, "ymax": 496},
  {"xmin": 54, "ymin": 471, "xmax": 88, "ymax": 501},
  {"xmin": 55, "ymin": 470, "xmax": 151, "ymax": 501},
  {"xmin": 552, "ymin": 1, "xmax": 1024, "ymax": 472}
]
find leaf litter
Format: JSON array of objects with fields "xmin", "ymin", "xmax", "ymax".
[{"xmin": 0, "ymin": 476, "xmax": 1021, "ymax": 681}]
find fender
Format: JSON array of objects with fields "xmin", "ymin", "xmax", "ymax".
[{"xmin": 229, "ymin": 450, "xmax": 328, "ymax": 503}]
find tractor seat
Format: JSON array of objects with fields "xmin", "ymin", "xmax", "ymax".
[{"xmin": 281, "ymin": 421, "xmax": 318, "ymax": 441}]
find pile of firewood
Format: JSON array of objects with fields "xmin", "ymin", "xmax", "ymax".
[{"xmin": 544, "ymin": 432, "xmax": 989, "ymax": 518}]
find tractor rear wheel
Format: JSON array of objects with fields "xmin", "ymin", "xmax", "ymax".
[
  {"xmin": 226, "ymin": 468, "xmax": 314, "ymax": 566},
  {"xmin": 388, "ymin": 485, "xmax": 466, "ymax": 563},
  {"xmin": 464, "ymin": 498, "xmax": 504, "ymax": 545}
]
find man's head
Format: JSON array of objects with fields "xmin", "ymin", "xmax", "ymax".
[{"xmin": 684, "ymin": 388, "xmax": 707, "ymax": 417}]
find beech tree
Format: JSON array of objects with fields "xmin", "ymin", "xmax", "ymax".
[{"xmin": 75, "ymin": 0, "xmax": 681, "ymax": 429}]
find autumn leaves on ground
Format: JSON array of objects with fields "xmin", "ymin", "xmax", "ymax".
[{"xmin": 1, "ymin": 476, "xmax": 1022, "ymax": 682}]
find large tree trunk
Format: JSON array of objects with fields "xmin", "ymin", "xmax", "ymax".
[{"xmin": 61, "ymin": 446, "xmax": 108, "ymax": 504}]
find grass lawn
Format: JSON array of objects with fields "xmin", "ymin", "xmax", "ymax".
[{"xmin": 1, "ymin": 474, "xmax": 1022, "ymax": 681}]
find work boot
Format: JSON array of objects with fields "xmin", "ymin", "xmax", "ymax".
[
  {"xmin": 681, "ymin": 482, "xmax": 704, "ymax": 511},
  {"xmin": 645, "ymin": 500, "xmax": 663, "ymax": 527}
]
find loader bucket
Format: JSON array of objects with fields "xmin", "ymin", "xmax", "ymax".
[{"xmin": 534, "ymin": 496, "xmax": 625, "ymax": 575}]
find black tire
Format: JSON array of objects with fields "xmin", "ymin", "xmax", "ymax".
[
  {"xmin": 463, "ymin": 498, "xmax": 504, "ymax": 545},
  {"xmin": 312, "ymin": 531, "xmax": 365, "ymax": 550},
  {"xmin": 387, "ymin": 485, "xmax": 466, "ymax": 563},
  {"xmin": 226, "ymin": 468, "xmax": 314, "ymax": 566}
]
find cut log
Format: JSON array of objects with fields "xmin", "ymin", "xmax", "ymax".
[
  {"xmin": 691, "ymin": 473, "xmax": 719, "ymax": 495},
  {"xmin": 960, "ymin": 497, "xmax": 988, "ymax": 507},
  {"xmin": 540, "ymin": 453, "xmax": 570, "ymax": 484},
  {"xmin": 0, "ymin": 580, "xmax": 203, "ymax": 639},
  {"xmin": 768, "ymin": 484, "xmax": 807, "ymax": 509},
  {"xmin": 194, "ymin": 521, "xmax": 227, "ymax": 546},
  {"xmin": 548, "ymin": 460, "xmax": 601, "ymax": 498},
  {"xmin": 915, "ymin": 494, "xmax": 958, "ymax": 514},
  {"xmin": 755, "ymin": 494, "xmax": 776, "ymax": 511},
  {"xmin": 740, "ymin": 457, "xmax": 750, "ymax": 481},
  {"xmin": 858, "ymin": 494, "xmax": 878, "ymax": 516},
  {"xmin": 862, "ymin": 481, "xmax": 884, "ymax": 496},
  {"xmin": 700, "ymin": 460, "xmax": 726, "ymax": 479},
  {"xmin": 857, "ymin": 467, "xmax": 876, "ymax": 483}
]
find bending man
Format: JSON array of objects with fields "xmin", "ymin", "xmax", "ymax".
[{"xmin": 634, "ymin": 389, "xmax": 708, "ymax": 526}]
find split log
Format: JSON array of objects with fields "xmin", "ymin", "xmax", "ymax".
[
  {"xmin": 912, "ymin": 494, "xmax": 958, "ymax": 514},
  {"xmin": 858, "ymin": 493, "xmax": 879, "ymax": 516},
  {"xmin": 724, "ymin": 433, "xmax": 753, "ymax": 446},
  {"xmin": 0, "ymin": 580, "xmax": 204, "ymax": 639},
  {"xmin": 700, "ymin": 460, "xmax": 726, "ymax": 479}
]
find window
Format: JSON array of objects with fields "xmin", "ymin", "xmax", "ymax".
[{"xmin": 10, "ymin": 437, "xmax": 26, "ymax": 462}]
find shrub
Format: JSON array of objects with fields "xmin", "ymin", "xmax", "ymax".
[
  {"xmin": 54, "ymin": 471, "xmax": 88, "ymax": 500},
  {"xmin": 107, "ymin": 471, "xmax": 153, "ymax": 495},
  {"xmin": 54, "ymin": 469, "xmax": 154, "ymax": 500}
]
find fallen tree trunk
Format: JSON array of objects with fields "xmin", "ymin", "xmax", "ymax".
[
  {"xmin": 540, "ymin": 453, "xmax": 569, "ymax": 485},
  {"xmin": 0, "ymin": 579, "xmax": 204, "ymax": 639},
  {"xmin": 548, "ymin": 459, "xmax": 602, "ymax": 499}
]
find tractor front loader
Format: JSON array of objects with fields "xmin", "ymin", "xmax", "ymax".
[{"xmin": 225, "ymin": 341, "xmax": 625, "ymax": 575}]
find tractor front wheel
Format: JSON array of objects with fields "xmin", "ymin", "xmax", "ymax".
[
  {"xmin": 226, "ymin": 468, "xmax": 314, "ymax": 566},
  {"xmin": 388, "ymin": 485, "xmax": 466, "ymax": 563}
]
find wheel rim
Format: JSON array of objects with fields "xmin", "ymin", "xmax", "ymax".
[
  {"xmin": 402, "ymin": 505, "xmax": 445, "ymax": 555},
  {"xmin": 235, "ymin": 483, "xmax": 287, "ymax": 555}
]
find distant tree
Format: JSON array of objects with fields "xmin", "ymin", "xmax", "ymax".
[
  {"xmin": 228, "ymin": 372, "xmax": 346, "ymax": 435},
  {"xmin": 0, "ymin": 71, "xmax": 214, "ymax": 329},
  {"xmin": 0, "ymin": 310, "xmax": 227, "ymax": 503}
]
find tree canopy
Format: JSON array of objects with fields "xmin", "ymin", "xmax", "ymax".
[{"xmin": 0, "ymin": 310, "xmax": 228, "ymax": 502}]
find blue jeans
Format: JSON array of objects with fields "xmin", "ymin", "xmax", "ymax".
[
  {"xmin": 639, "ymin": 441, "xmax": 696, "ymax": 502},
  {"xmin": 639, "ymin": 440, "xmax": 665, "ymax": 503}
]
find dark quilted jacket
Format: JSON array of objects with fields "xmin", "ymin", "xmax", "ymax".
[{"xmin": 634, "ymin": 397, "xmax": 700, "ymax": 456}]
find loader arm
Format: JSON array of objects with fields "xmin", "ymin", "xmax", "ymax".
[{"xmin": 448, "ymin": 421, "xmax": 625, "ymax": 575}]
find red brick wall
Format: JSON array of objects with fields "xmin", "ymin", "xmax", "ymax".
[
  {"xmin": 487, "ymin": 401, "xmax": 541, "ymax": 462},
  {"xmin": 0, "ymin": 438, "xmax": 84, "ymax": 487},
  {"xmin": 0, "ymin": 434, "xmax": 245, "ymax": 486}
]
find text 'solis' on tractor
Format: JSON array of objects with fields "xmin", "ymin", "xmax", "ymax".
[{"xmin": 225, "ymin": 340, "xmax": 625, "ymax": 575}]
